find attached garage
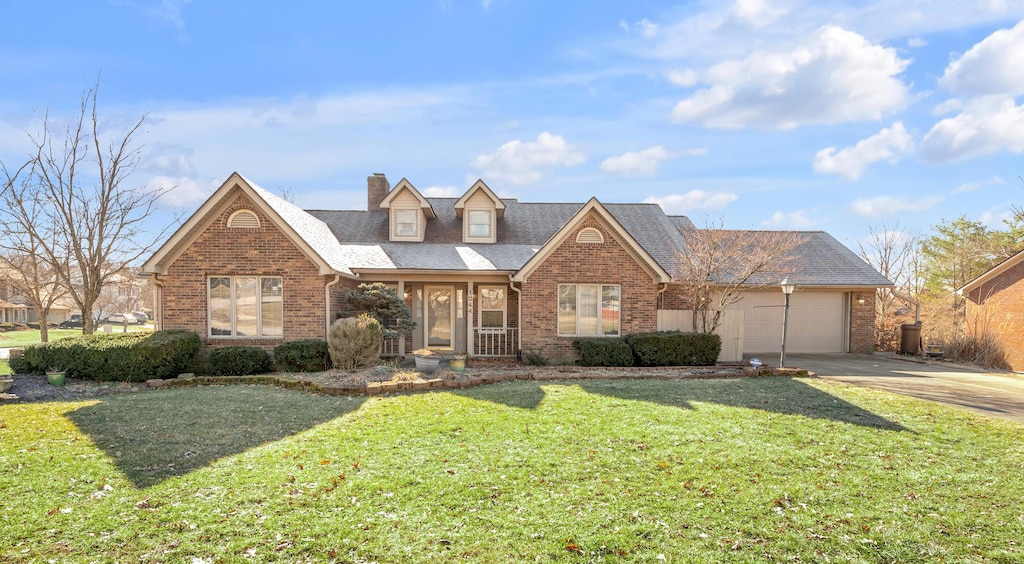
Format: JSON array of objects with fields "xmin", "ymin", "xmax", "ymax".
[{"xmin": 737, "ymin": 290, "xmax": 848, "ymax": 354}]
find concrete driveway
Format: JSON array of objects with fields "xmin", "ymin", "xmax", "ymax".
[{"xmin": 788, "ymin": 353, "xmax": 1024, "ymax": 425}]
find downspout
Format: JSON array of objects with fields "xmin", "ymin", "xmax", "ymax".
[
  {"xmin": 508, "ymin": 276, "xmax": 523, "ymax": 361},
  {"xmin": 151, "ymin": 274, "xmax": 164, "ymax": 331},
  {"xmin": 325, "ymin": 275, "xmax": 341, "ymax": 337}
]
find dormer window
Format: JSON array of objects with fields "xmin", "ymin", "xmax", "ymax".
[
  {"xmin": 455, "ymin": 180, "xmax": 503, "ymax": 244},
  {"xmin": 468, "ymin": 210, "xmax": 492, "ymax": 239},
  {"xmin": 394, "ymin": 209, "xmax": 419, "ymax": 238}
]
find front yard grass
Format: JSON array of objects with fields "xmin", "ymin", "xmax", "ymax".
[
  {"xmin": 0, "ymin": 325, "xmax": 152, "ymax": 348},
  {"xmin": 1, "ymin": 377, "xmax": 1022, "ymax": 562}
]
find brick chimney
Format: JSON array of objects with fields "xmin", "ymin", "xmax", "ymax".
[{"xmin": 367, "ymin": 173, "xmax": 390, "ymax": 210}]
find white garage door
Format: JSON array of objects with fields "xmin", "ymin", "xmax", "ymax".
[{"xmin": 740, "ymin": 291, "xmax": 847, "ymax": 354}]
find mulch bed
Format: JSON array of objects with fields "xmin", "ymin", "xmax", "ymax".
[{"xmin": 1, "ymin": 361, "xmax": 810, "ymax": 403}]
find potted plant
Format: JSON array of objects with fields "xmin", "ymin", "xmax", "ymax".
[
  {"xmin": 413, "ymin": 348, "xmax": 440, "ymax": 373},
  {"xmin": 46, "ymin": 366, "xmax": 66, "ymax": 386},
  {"xmin": 449, "ymin": 351, "xmax": 467, "ymax": 372}
]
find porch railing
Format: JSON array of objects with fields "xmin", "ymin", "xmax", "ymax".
[
  {"xmin": 381, "ymin": 337, "xmax": 401, "ymax": 357},
  {"xmin": 473, "ymin": 328, "xmax": 518, "ymax": 357}
]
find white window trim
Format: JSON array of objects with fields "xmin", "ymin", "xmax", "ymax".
[
  {"xmin": 207, "ymin": 275, "xmax": 283, "ymax": 338},
  {"xmin": 557, "ymin": 283, "xmax": 621, "ymax": 337},
  {"xmin": 477, "ymin": 285, "xmax": 506, "ymax": 333}
]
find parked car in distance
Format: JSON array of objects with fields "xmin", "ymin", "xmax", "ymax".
[
  {"xmin": 131, "ymin": 311, "xmax": 150, "ymax": 323},
  {"xmin": 106, "ymin": 313, "xmax": 138, "ymax": 325},
  {"xmin": 58, "ymin": 314, "xmax": 83, "ymax": 329}
]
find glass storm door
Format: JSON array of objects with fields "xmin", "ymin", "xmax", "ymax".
[{"xmin": 425, "ymin": 286, "xmax": 453, "ymax": 348}]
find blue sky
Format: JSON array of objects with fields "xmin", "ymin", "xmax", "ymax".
[{"xmin": 3, "ymin": 1, "xmax": 1024, "ymax": 249}]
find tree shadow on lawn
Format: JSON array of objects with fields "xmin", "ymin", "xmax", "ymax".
[
  {"xmin": 66, "ymin": 386, "xmax": 366, "ymax": 489},
  {"xmin": 457, "ymin": 377, "xmax": 906, "ymax": 432}
]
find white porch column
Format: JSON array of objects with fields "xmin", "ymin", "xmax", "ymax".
[
  {"xmin": 398, "ymin": 280, "xmax": 406, "ymax": 355},
  {"xmin": 467, "ymin": 280, "xmax": 474, "ymax": 357}
]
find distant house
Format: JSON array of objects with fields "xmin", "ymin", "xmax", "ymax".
[
  {"xmin": 959, "ymin": 249, "xmax": 1024, "ymax": 371},
  {"xmin": 143, "ymin": 173, "xmax": 891, "ymax": 362},
  {"xmin": 0, "ymin": 279, "xmax": 71, "ymax": 325}
]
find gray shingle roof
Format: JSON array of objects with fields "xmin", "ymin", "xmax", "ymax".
[{"xmin": 291, "ymin": 190, "xmax": 890, "ymax": 287}]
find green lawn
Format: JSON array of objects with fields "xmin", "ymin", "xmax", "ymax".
[
  {"xmin": 1, "ymin": 377, "xmax": 1021, "ymax": 562},
  {"xmin": 0, "ymin": 360, "xmax": 9, "ymax": 376}
]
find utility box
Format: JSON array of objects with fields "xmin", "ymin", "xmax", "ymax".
[{"xmin": 900, "ymin": 323, "xmax": 922, "ymax": 355}]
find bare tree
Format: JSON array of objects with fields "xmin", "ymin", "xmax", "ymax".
[
  {"xmin": 0, "ymin": 82, "xmax": 170, "ymax": 334},
  {"xmin": 675, "ymin": 223, "xmax": 801, "ymax": 333},
  {"xmin": 857, "ymin": 221, "xmax": 919, "ymax": 351}
]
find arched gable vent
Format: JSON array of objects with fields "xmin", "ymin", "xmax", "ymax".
[
  {"xmin": 576, "ymin": 227, "xmax": 604, "ymax": 244},
  {"xmin": 227, "ymin": 209, "xmax": 261, "ymax": 229}
]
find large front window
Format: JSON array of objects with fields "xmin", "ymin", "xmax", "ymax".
[
  {"xmin": 209, "ymin": 276, "xmax": 283, "ymax": 338},
  {"xmin": 557, "ymin": 284, "xmax": 620, "ymax": 336}
]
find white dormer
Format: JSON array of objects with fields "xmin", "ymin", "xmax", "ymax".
[
  {"xmin": 379, "ymin": 179, "xmax": 436, "ymax": 242},
  {"xmin": 454, "ymin": 179, "xmax": 505, "ymax": 244}
]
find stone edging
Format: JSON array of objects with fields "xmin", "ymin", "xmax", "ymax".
[{"xmin": 146, "ymin": 366, "xmax": 811, "ymax": 397}]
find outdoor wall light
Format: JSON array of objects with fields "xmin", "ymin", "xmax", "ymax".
[{"xmin": 779, "ymin": 278, "xmax": 795, "ymax": 368}]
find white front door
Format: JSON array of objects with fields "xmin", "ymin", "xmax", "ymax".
[{"xmin": 424, "ymin": 286, "xmax": 454, "ymax": 349}]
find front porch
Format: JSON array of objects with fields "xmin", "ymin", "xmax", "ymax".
[{"xmin": 363, "ymin": 278, "xmax": 520, "ymax": 358}]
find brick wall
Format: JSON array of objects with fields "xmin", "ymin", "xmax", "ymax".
[
  {"xmin": 966, "ymin": 262, "xmax": 1024, "ymax": 370},
  {"xmin": 158, "ymin": 193, "xmax": 331, "ymax": 357},
  {"xmin": 519, "ymin": 213, "xmax": 660, "ymax": 362},
  {"xmin": 848, "ymin": 290, "xmax": 875, "ymax": 354}
]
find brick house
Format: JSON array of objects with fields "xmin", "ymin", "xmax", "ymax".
[
  {"xmin": 143, "ymin": 172, "xmax": 891, "ymax": 363},
  {"xmin": 959, "ymin": 250, "xmax": 1024, "ymax": 371}
]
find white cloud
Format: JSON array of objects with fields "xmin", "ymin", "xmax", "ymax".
[
  {"xmin": 670, "ymin": 26, "xmax": 910, "ymax": 129},
  {"xmin": 953, "ymin": 182, "xmax": 982, "ymax": 193},
  {"xmin": 469, "ymin": 132, "xmax": 585, "ymax": 185},
  {"xmin": 932, "ymin": 98, "xmax": 963, "ymax": 115},
  {"xmin": 907, "ymin": 37, "xmax": 927, "ymax": 48},
  {"xmin": 980, "ymin": 205, "xmax": 1014, "ymax": 228},
  {"xmin": 727, "ymin": 0, "xmax": 787, "ymax": 29},
  {"xmin": 952, "ymin": 176, "xmax": 1004, "ymax": 193},
  {"xmin": 921, "ymin": 96, "xmax": 1024, "ymax": 162},
  {"xmin": 940, "ymin": 19, "xmax": 1024, "ymax": 97},
  {"xmin": 666, "ymin": 68, "xmax": 700, "ymax": 87},
  {"xmin": 422, "ymin": 185, "xmax": 461, "ymax": 197},
  {"xmin": 812, "ymin": 122, "xmax": 914, "ymax": 179},
  {"xmin": 153, "ymin": 175, "xmax": 218, "ymax": 208},
  {"xmin": 643, "ymin": 190, "xmax": 739, "ymax": 214},
  {"xmin": 850, "ymin": 195, "xmax": 945, "ymax": 217},
  {"xmin": 762, "ymin": 210, "xmax": 819, "ymax": 228},
  {"xmin": 600, "ymin": 146, "xmax": 675, "ymax": 178}
]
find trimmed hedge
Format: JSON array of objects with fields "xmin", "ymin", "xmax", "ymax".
[
  {"xmin": 208, "ymin": 346, "xmax": 272, "ymax": 376},
  {"xmin": 624, "ymin": 331, "xmax": 722, "ymax": 367},
  {"xmin": 274, "ymin": 340, "xmax": 331, "ymax": 372},
  {"xmin": 10, "ymin": 330, "xmax": 201, "ymax": 381},
  {"xmin": 573, "ymin": 338, "xmax": 635, "ymax": 367}
]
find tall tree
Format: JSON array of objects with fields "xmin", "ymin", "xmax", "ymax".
[
  {"xmin": 675, "ymin": 223, "xmax": 800, "ymax": 333},
  {"xmin": 0, "ymin": 82, "xmax": 169, "ymax": 334},
  {"xmin": 858, "ymin": 221, "xmax": 919, "ymax": 350}
]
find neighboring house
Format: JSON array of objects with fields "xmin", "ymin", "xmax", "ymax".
[
  {"xmin": 0, "ymin": 280, "xmax": 71, "ymax": 325},
  {"xmin": 143, "ymin": 173, "xmax": 891, "ymax": 362},
  {"xmin": 959, "ymin": 249, "xmax": 1024, "ymax": 371}
]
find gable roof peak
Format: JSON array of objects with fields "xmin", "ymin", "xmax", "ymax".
[
  {"xmin": 454, "ymin": 179, "xmax": 506, "ymax": 218},
  {"xmin": 379, "ymin": 178, "xmax": 436, "ymax": 219}
]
